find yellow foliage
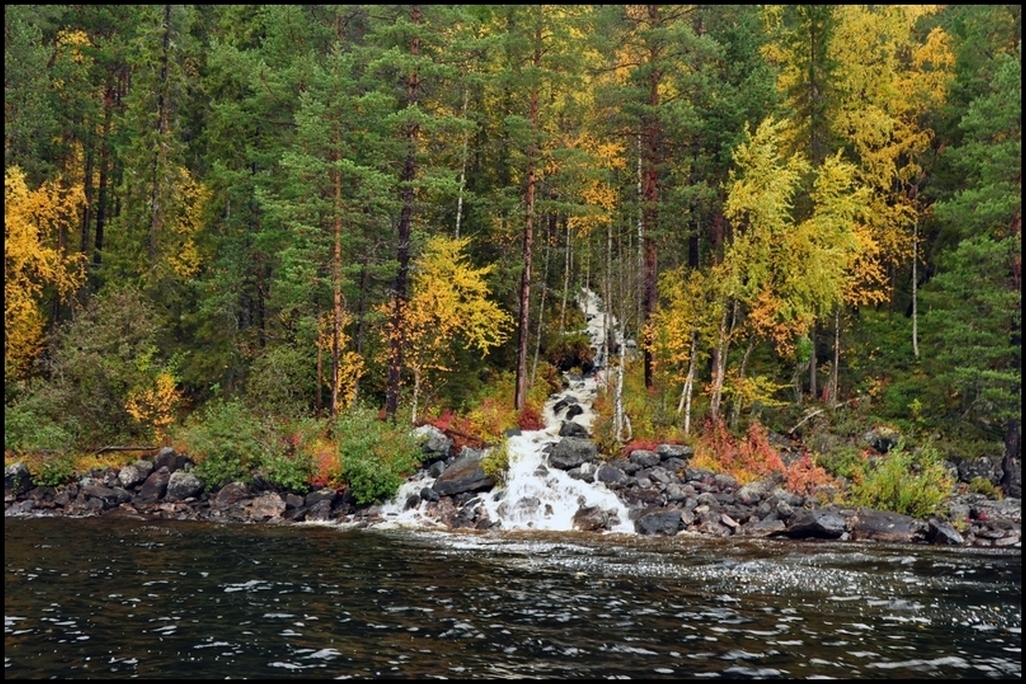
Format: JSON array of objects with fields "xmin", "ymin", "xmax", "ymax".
[
  {"xmin": 126, "ymin": 370, "xmax": 183, "ymax": 443},
  {"xmin": 381, "ymin": 235, "xmax": 512, "ymax": 404},
  {"xmin": 317, "ymin": 311, "xmax": 365, "ymax": 412},
  {"xmin": 4, "ymin": 167, "xmax": 86, "ymax": 377}
]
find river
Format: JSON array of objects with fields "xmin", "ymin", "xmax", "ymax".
[{"xmin": 4, "ymin": 515, "xmax": 1020, "ymax": 679}]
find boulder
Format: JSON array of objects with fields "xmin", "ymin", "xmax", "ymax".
[
  {"xmin": 636, "ymin": 506, "xmax": 684, "ymax": 535},
  {"xmin": 136, "ymin": 466, "xmax": 171, "ymax": 503},
  {"xmin": 166, "ymin": 471, "xmax": 204, "ymax": 501},
  {"xmin": 849, "ymin": 508, "xmax": 927, "ymax": 543},
  {"xmin": 5, "ymin": 463, "xmax": 33, "ymax": 498},
  {"xmin": 432, "ymin": 448, "xmax": 494, "ymax": 496},
  {"xmin": 548, "ymin": 437, "xmax": 598, "ymax": 470},
  {"xmin": 785, "ymin": 508, "xmax": 848, "ymax": 539}
]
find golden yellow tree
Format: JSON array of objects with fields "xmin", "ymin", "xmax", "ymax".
[
  {"xmin": 830, "ymin": 5, "xmax": 954, "ymax": 362},
  {"xmin": 4, "ymin": 167, "xmax": 86, "ymax": 377},
  {"xmin": 384, "ymin": 235, "xmax": 513, "ymax": 423}
]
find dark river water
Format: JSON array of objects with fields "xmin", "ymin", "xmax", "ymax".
[{"xmin": 4, "ymin": 515, "xmax": 1021, "ymax": 679}]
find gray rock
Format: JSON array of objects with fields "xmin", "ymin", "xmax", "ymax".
[
  {"xmin": 785, "ymin": 508, "xmax": 848, "ymax": 539},
  {"xmin": 137, "ymin": 466, "xmax": 171, "ymax": 503},
  {"xmin": 5, "ymin": 462, "xmax": 33, "ymax": 498},
  {"xmin": 432, "ymin": 448, "xmax": 494, "ymax": 496},
  {"xmin": 118, "ymin": 464, "xmax": 148, "ymax": 489},
  {"xmin": 548, "ymin": 437, "xmax": 598, "ymax": 470},
  {"xmin": 166, "ymin": 471, "xmax": 204, "ymax": 501},
  {"xmin": 629, "ymin": 450, "xmax": 660, "ymax": 468},
  {"xmin": 926, "ymin": 518, "xmax": 965, "ymax": 546},
  {"xmin": 636, "ymin": 506, "xmax": 684, "ymax": 535}
]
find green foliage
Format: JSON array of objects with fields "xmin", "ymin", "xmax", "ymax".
[
  {"xmin": 245, "ymin": 345, "xmax": 317, "ymax": 420},
  {"xmin": 33, "ymin": 453, "xmax": 76, "ymax": 488},
  {"xmin": 42, "ymin": 286, "xmax": 172, "ymax": 446},
  {"xmin": 848, "ymin": 439, "xmax": 954, "ymax": 518},
  {"xmin": 814, "ymin": 443, "xmax": 866, "ymax": 481},
  {"xmin": 481, "ymin": 439, "xmax": 511, "ymax": 488},
  {"xmin": 334, "ymin": 406, "xmax": 422, "ymax": 506},
  {"xmin": 3, "ymin": 399, "xmax": 77, "ymax": 455},
  {"xmin": 257, "ymin": 417, "xmax": 325, "ymax": 492},
  {"xmin": 967, "ymin": 476, "xmax": 1001, "ymax": 499},
  {"xmin": 176, "ymin": 398, "xmax": 270, "ymax": 490}
]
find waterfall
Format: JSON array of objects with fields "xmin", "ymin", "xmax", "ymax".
[{"xmin": 378, "ymin": 288, "xmax": 635, "ymax": 534}]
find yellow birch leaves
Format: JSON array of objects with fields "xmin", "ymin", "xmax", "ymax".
[{"xmin": 4, "ymin": 167, "xmax": 86, "ymax": 377}]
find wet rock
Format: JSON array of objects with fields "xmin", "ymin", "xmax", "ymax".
[
  {"xmin": 414, "ymin": 424, "xmax": 453, "ymax": 460},
  {"xmin": 926, "ymin": 518, "xmax": 965, "ymax": 546},
  {"xmin": 79, "ymin": 483, "xmax": 130, "ymax": 510},
  {"xmin": 785, "ymin": 508, "xmax": 848, "ymax": 539},
  {"xmin": 573, "ymin": 505, "xmax": 612, "ymax": 532},
  {"xmin": 558, "ymin": 420, "xmax": 590, "ymax": 438},
  {"xmin": 247, "ymin": 492, "xmax": 285, "ymax": 521},
  {"xmin": 432, "ymin": 448, "xmax": 494, "ymax": 496},
  {"xmin": 551, "ymin": 396, "xmax": 578, "ymax": 415},
  {"xmin": 744, "ymin": 518, "xmax": 787, "ymax": 537},
  {"xmin": 5, "ymin": 463, "xmax": 32, "ymax": 499},
  {"xmin": 595, "ymin": 464, "xmax": 626, "ymax": 485},
  {"xmin": 305, "ymin": 499, "xmax": 334, "ymax": 521},
  {"xmin": 548, "ymin": 437, "xmax": 598, "ymax": 470},
  {"xmin": 212, "ymin": 482, "xmax": 252, "ymax": 509},
  {"xmin": 305, "ymin": 488, "xmax": 338, "ymax": 507},
  {"xmin": 137, "ymin": 466, "xmax": 171, "ymax": 503},
  {"xmin": 849, "ymin": 508, "xmax": 926, "ymax": 544},
  {"xmin": 636, "ymin": 506, "xmax": 684, "ymax": 535}
]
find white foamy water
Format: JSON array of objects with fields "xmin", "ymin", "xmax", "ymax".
[{"xmin": 378, "ymin": 288, "xmax": 635, "ymax": 534}]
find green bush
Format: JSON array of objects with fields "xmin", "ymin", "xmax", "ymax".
[
  {"xmin": 481, "ymin": 439, "xmax": 511, "ymax": 487},
  {"xmin": 335, "ymin": 406, "xmax": 422, "ymax": 506},
  {"xmin": 4, "ymin": 401, "xmax": 77, "ymax": 454},
  {"xmin": 245, "ymin": 345, "xmax": 318, "ymax": 420},
  {"xmin": 176, "ymin": 398, "xmax": 271, "ymax": 489},
  {"xmin": 849, "ymin": 439, "xmax": 954, "ymax": 518},
  {"xmin": 257, "ymin": 417, "xmax": 323, "ymax": 493},
  {"xmin": 34, "ymin": 454, "xmax": 76, "ymax": 488},
  {"xmin": 967, "ymin": 476, "xmax": 1001, "ymax": 499}
]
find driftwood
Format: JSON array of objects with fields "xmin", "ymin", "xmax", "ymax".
[
  {"xmin": 92, "ymin": 445, "xmax": 160, "ymax": 455},
  {"xmin": 788, "ymin": 399, "xmax": 858, "ymax": 436}
]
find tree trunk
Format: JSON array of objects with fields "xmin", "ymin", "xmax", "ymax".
[
  {"xmin": 386, "ymin": 5, "xmax": 421, "ymax": 422},
  {"xmin": 678, "ymin": 328, "xmax": 699, "ymax": 436},
  {"xmin": 641, "ymin": 5, "xmax": 662, "ymax": 390},
  {"xmin": 828, "ymin": 306, "xmax": 841, "ymax": 404},
  {"xmin": 709, "ymin": 300, "xmax": 735, "ymax": 420},
  {"xmin": 514, "ymin": 10, "xmax": 542, "ymax": 412}
]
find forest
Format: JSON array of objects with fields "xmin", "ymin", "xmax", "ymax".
[{"xmin": 4, "ymin": 5, "xmax": 1021, "ymax": 510}]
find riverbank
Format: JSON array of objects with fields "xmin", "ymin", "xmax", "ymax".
[{"xmin": 5, "ymin": 439, "xmax": 1020, "ymax": 549}]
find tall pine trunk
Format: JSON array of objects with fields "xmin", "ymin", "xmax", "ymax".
[
  {"xmin": 386, "ymin": 5, "xmax": 422, "ymax": 422},
  {"xmin": 514, "ymin": 10, "xmax": 542, "ymax": 411}
]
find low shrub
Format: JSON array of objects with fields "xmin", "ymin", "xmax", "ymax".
[
  {"xmin": 175, "ymin": 398, "xmax": 271, "ymax": 489},
  {"xmin": 848, "ymin": 439, "xmax": 954, "ymax": 518},
  {"xmin": 481, "ymin": 438, "xmax": 511, "ymax": 487},
  {"xmin": 334, "ymin": 406, "xmax": 422, "ymax": 505}
]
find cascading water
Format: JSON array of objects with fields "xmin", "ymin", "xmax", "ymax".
[{"xmin": 378, "ymin": 287, "xmax": 635, "ymax": 534}]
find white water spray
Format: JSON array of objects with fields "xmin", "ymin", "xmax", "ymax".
[{"xmin": 378, "ymin": 288, "xmax": 635, "ymax": 534}]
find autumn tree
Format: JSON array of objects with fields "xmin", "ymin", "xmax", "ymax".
[
  {"xmin": 387, "ymin": 235, "xmax": 512, "ymax": 423},
  {"xmin": 5, "ymin": 167, "xmax": 86, "ymax": 379},
  {"xmin": 716, "ymin": 117, "xmax": 871, "ymax": 416}
]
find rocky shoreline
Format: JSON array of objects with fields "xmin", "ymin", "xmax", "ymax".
[{"xmin": 5, "ymin": 430, "xmax": 1021, "ymax": 549}]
